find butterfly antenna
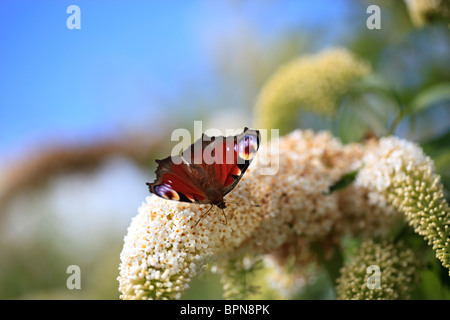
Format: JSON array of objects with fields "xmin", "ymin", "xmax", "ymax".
[{"xmin": 194, "ymin": 204, "xmax": 214, "ymax": 227}]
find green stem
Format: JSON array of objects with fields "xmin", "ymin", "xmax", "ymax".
[
  {"xmin": 311, "ymin": 242, "xmax": 344, "ymax": 288},
  {"xmin": 389, "ymin": 109, "xmax": 404, "ymax": 135},
  {"xmin": 324, "ymin": 249, "xmax": 344, "ymax": 287}
]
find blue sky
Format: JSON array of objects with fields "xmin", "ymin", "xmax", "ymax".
[{"xmin": 0, "ymin": 0, "xmax": 351, "ymax": 159}]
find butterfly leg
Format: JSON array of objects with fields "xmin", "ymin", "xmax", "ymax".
[
  {"xmin": 194, "ymin": 204, "xmax": 214, "ymax": 227},
  {"xmin": 219, "ymin": 208, "xmax": 228, "ymax": 225}
]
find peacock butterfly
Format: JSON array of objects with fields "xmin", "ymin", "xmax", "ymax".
[{"xmin": 146, "ymin": 127, "xmax": 260, "ymax": 224}]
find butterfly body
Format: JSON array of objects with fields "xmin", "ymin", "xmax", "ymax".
[
  {"xmin": 186, "ymin": 164, "xmax": 227, "ymax": 209},
  {"xmin": 147, "ymin": 127, "xmax": 260, "ymax": 212}
]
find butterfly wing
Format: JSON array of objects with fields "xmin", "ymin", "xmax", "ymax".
[
  {"xmin": 146, "ymin": 154, "xmax": 211, "ymax": 204},
  {"xmin": 180, "ymin": 127, "xmax": 260, "ymax": 197},
  {"xmin": 147, "ymin": 127, "xmax": 260, "ymax": 205},
  {"xmin": 216, "ymin": 128, "xmax": 260, "ymax": 196}
]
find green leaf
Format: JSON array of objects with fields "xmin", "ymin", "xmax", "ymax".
[
  {"xmin": 349, "ymin": 74, "xmax": 405, "ymax": 134},
  {"xmin": 421, "ymin": 130, "xmax": 450, "ymax": 153},
  {"xmin": 434, "ymin": 150, "xmax": 450, "ymax": 176},
  {"xmin": 353, "ymin": 74, "xmax": 392, "ymax": 94},
  {"xmin": 431, "ymin": 148, "xmax": 450, "ymax": 202},
  {"xmin": 437, "ymin": 262, "xmax": 450, "ymax": 289},
  {"xmin": 352, "ymin": 74, "xmax": 404, "ymax": 112},
  {"xmin": 408, "ymin": 82, "xmax": 450, "ymax": 115},
  {"xmin": 421, "ymin": 131, "xmax": 450, "ymax": 196},
  {"xmin": 328, "ymin": 170, "xmax": 358, "ymax": 193}
]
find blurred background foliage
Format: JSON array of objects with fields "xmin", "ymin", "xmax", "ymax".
[{"xmin": 0, "ymin": 0, "xmax": 449, "ymax": 299}]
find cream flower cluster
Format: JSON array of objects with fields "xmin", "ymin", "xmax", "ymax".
[
  {"xmin": 355, "ymin": 136, "xmax": 450, "ymax": 275},
  {"xmin": 337, "ymin": 184, "xmax": 401, "ymax": 238},
  {"xmin": 118, "ymin": 130, "xmax": 368, "ymax": 299},
  {"xmin": 118, "ymin": 168, "xmax": 267, "ymax": 299},
  {"xmin": 336, "ymin": 240, "xmax": 420, "ymax": 300},
  {"xmin": 117, "ymin": 193, "xmax": 264, "ymax": 299},
  {"xmin": 238, "ymin": 130, "xmax": 365, "ymax": 255},
  {"xmin": 118, "ymin": 131, "xmax": 447, "ymax": 299},
  {"xmin": 404, "ymin": 0, "xmax": 450, "ymax": 27},
  {"xmin": 255, "ymin": 48, "xmax": 371, "ymax": 134}
]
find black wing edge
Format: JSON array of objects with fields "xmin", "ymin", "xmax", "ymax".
[{"xmin": 222, "ymin": 127, "xmax": 261, "ymax": 196}]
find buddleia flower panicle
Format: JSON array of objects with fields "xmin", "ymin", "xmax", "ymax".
[
  {"xmin": 118, "ymin": 131, "xmax": 446, "ymax": 299},
  {"xmin": 118, "ymin": 130, "xmax": 373, "ymax": 299},
  {"xmin": 238, "ymin": 130, "xmax": 365, "ymax": 255},
  {"xmin": 404, "ymin": 0, "xmax": 450, "ymax": 27},
  {"xmin": 355, "ymin": 136, "xmax": 450, "ymax": 275},
  {"xmin": 255, "ymin": 48, "xmax": 371, "ymax": 134},
  {"xmin": 336, "ymin": 185, "xmax": 402, "ymax": 238},
  {"xmin": 117, "ymin": 143, "xmax": 270, "ymax": 299},
  {"xmin": 117, "ymin": 193, "xmax": 264, "ymax": 300},
  {"xmin": 337, "ymin": 239, "xmax": 420, "ymax": 300}
]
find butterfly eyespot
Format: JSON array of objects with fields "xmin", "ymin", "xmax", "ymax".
[
  {"xmin": 238, "ymin": 135, "xmax": 259, "ymax": 160},
  {"xmin": 229, "ymin": 166, "xmax": 242, "ymax": 177},
  {"xmin": 155, "ymin": 185, "xmax": 180, "ymax": 201}
]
